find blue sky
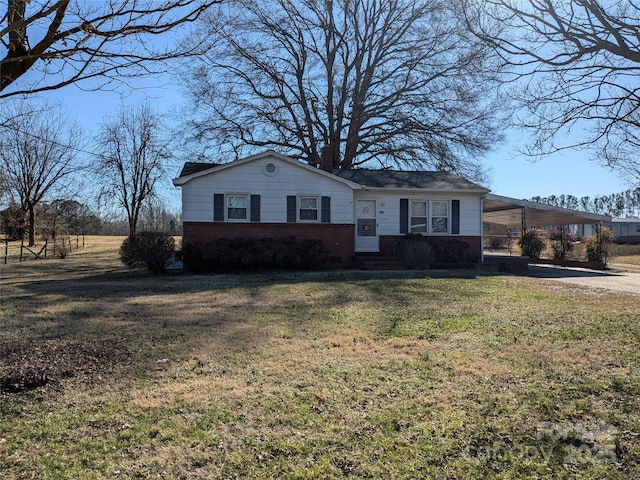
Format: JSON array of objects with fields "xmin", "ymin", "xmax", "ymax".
[
  {"xmin": 3, "ymin": 2, "xmax": 631, "ymax": 216},
  {"xmin": 39, "ymin": 78, "xmax": 629, "ymax": 212}
]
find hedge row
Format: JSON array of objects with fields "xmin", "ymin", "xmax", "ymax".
[
  {"xmin": 397, "ymin": 234, "xmax": 479, "ymax": 269},
  {"xmin": 182, "ymin": 237, "xmax": 329, "ymax": 272}
]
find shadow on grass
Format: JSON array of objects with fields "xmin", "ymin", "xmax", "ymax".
[
  {"xmin": 525, "ymin": 265, "xmax": 624, "ymax": 278},
  {"xmin": 4, "ymin": 266, "xmax": 489, "ymax": 342},
  {"xmin": 14, "ymin": 266, "xmax": 484, "ymax": 299}
]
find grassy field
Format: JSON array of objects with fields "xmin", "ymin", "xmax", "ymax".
[
  {"xmin": 1, "ymin": 236, "xmax": 639, "ymax": 479},
  {"xmin": 609, "ymin": 245, "xmax": 640, "ymax": 271}
]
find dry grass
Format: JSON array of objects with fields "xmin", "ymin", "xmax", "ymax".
[{"xmin": 1, "ymin": 237, "xmax": 639, "ymax": 479}]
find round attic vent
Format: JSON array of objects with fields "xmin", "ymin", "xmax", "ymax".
[{"xmin": 263, "ymin": 162, "xmax": 278, "ymax": 176}]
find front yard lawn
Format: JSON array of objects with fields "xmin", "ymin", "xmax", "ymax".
[{"xmin": 1, "ymin": 240, "xmax": 638, "ymax": 479}]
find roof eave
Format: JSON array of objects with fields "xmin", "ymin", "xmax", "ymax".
[
  {"xmin": 173, "ymin": 150, "xmax": 364, "ymax": 189},
  {"xmin": 358, "ymin": 186, "xmax": 490, "ymax": 194}
]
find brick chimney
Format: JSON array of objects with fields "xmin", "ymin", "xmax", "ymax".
[{"xmin": 320, "ymin": 145, "xmax": 333, "ymax": 173}]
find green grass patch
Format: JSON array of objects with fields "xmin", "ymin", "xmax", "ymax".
[{"xmin": 0, "ymin": 240, "xmax": 639, "ymax": 478}]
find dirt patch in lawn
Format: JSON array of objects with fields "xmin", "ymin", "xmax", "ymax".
[{"xmin": 0, "ymin": 338, "xmax": 129, "ymax": 394}]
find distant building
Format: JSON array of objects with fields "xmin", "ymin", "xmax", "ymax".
[{"xmin": 608, "ymin": 218, "xmax": 640, "ymax": 244}]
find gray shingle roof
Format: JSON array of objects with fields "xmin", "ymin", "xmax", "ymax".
[
  {"xmin": 334, "ymin": 169, "xmax": 488, "ymax": 192},
  {"xmin": 177, "ymin": 160, "xmax": 488, "ymax": 193},
  {"xmin": 178, "ymin": 162, "xmax": 218, "ymax": 177}
]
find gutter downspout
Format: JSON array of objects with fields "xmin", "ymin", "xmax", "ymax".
[{"xmin": 480, "ymin": 196, "xmax": 485, "ymax": 263}]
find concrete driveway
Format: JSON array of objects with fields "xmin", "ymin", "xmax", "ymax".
[{"xmin": 526, "ymin": 264, "xmax": 640, "ymax": 295}]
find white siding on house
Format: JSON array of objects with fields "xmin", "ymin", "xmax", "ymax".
[
  {"xmin": 352, "ymin": 191, "xmax": 483, "ymax": 236},
  {"xmin": 180, "ymin": 155, "xmax": 355, "ymax": 223}
]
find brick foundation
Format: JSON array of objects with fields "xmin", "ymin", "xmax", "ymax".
[
  {"xmin": 183, "ymin": 223, "xmax": 481, "ymax": 268},
  {"xmin": 183, "ymin": 222, "xmax": 355, "ymax": 266}
]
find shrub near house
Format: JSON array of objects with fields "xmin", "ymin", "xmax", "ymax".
[
  {"xmin": 182, "ymin": 237, "xmax": 328, "ymax": 272},
  {"xmin": 119, "ymin": 232, "xmax": 176, "ymax": 273}
]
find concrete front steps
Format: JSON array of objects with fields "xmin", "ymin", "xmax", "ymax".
[{"xmin": 354, "ymin": 255, "xmax": 406, "ymax": 270}]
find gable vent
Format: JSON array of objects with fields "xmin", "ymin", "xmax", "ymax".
[{"xmin": 263, "ymin": 162, "xmax": 278, "ymax": 176}]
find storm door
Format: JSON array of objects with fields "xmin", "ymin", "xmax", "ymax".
[{"xmin": 355, "ymin": 199, "xmax": 379, "ymax": 252}]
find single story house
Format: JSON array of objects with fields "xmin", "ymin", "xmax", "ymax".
[{"xmin": 173, "ymin": 150, "xmax": 488, "ymax": 267}]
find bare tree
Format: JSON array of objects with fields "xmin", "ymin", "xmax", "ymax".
[
  {"xmin": 183, "ymin": 0, "xmax": 504, "ymax": 178},
  {"xmin": 462, "ymin": 0, "xmax": 640, "ymax": 184},
  {"xmin": 1, "ymin": 0, "xmax": 223, "ymax": 97},
  {"xmin": 0, "ymin": 100, "xmax": 81, "ymax": 245},
  {"xmin": 95, "ymin": 103, "xmax": 171, "ymax": 236}
]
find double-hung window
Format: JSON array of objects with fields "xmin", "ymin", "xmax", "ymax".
[
  {"xmin": 227, "ymin": 194, "xmax": 248, "ymax": 220},
  {"xmin": 431, "ymin": 201, "xmax": 449, "ymax": 233},
  {"xmin": 299, "ymin": 196, "xmax": 319, "ymax": 222},
  {"xmin": 410, "ymin": 200, "xmax": 428, "ymax": 233},
  {"xmin": 401, "ymin": 198, "xmax": 458, "ymax": 235}
]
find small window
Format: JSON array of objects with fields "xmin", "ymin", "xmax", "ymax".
[
  {"xmin": 410, "ymin": 200, "xmax": 427, "ymax": 233},
  {"xmin": 431, "ymin": 201, "xmax": 448, "ymax": 233},
  {"xmin": 299, "ymin": 196, "xmax": 318, "ymax": 221},
  {"xmin": 227, "ymin": 194, "xmax": 248, "ymax": 220}
]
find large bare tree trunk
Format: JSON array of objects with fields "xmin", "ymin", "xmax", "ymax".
[
  {"xmin": 27, "ymin": 205, "xmax": 35, "ymax": 247},
  {"xmin": 183, "ymin": 0, "xmax": 503, "ymax": 180}
]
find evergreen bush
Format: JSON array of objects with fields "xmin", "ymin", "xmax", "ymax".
[
  {"xmin": 120, "ymin": 232, "xmax": 176, "ymax": 273},
  {"xmin": 518, "ymin": 229, "xmax": 545, "ymax": 258},
  {"xmin": 548, "ymin": 228, "xmax": 576, "ymax": 260},
  {"xmin": 182, "ymin": 237, "xmax": 329, "ymax": 272},
  {"xmin": 583, "ymin": 227, "xmax": 615, "ymax": 264},
  {"xmin": 399, "ymin": 235, "xmax": 433, "ymax": 270}
]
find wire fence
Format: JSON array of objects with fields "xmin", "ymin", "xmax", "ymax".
[{"xmin": 2, "ymin": 235, "xmax": 85, "ymax": 264}]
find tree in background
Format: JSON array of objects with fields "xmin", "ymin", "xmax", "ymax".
[
  {"xmin": 0, "ymin": 100, "xmax": 81, "ymax": 246},
  {"xmin": 95, "ymin": 103, "xmax": 171, "ymax": 237},
  {"xmin": 38, "ymin": 199, "xmax": 102, "ymax": 239},
  {"xmin": 184, "ymin": 0, "xmax": 504, "ymax": 179},
  {"xmin": 530, "ymin": 187, "xmax": 640, "ymax": 218},
  {"xmin": 0, "ymin": 203, "xmax": 28, "ymax": 240},
  {"xmin": 463, "ymin": 0, "xmax": 640, "ymax": 185},
  {"xmin": 137, "ymin": 204, "xmax": 182, "ymax": 235},
  {"xmin": 1, "ymin": 0, "xmax": 223, "ymax": 97}
]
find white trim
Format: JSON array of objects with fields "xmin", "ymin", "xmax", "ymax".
[
  {"xmin": 409, "ymin": 199, "xmax": 428, "ymax": 234},
  {"xmin": 225, "ymin": 193, "xmax": 250, "ymax": 222},
  {"xmin": 355, "ymin": 198, "xmax": 379, "ymax": 252},
  {"xmin": 430, "ymin": 200, "xmax": 450, "ymax": 235},
  {"xmin": 298, "ymin": 195, "xmax": 320, "ymax": 223}
]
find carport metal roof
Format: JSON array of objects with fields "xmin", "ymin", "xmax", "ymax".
[{"xmin": 483, "ymin": 194, "xmax": 611, "ymax": 227}]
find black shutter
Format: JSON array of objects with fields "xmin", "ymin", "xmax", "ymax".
[
  {"xmin": 451, "ymin": 200, "xmax": 460, "ymax": 234},
  {"xmin": 214, "ymin": 194, "xmax": 224, "ymax": 221},
  {"xmin": 250, "ymin": 195, "xmax": 261, "ymax": 222},
  {"xmin": 321, "ymin": 196, "xmax": 331, "ymax": 223},
  {"xmin": 287, "ymin": 196, "xmax": 297, "ymax": 223},
  {"xmin": 400, "ymin": 198, "xmax": 409, "ymax": 234}
]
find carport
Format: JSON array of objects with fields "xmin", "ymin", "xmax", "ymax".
[
  {"xmin": 483, "ymin": 194, "xmax": 611, "ymax": 228},
  {"xmin": 482, "ymin": 194, "xmax": 612, "ymax": 270}
]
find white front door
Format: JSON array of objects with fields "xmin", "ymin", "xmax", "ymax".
[{"xmin": 355, "ymin": 199, "xmax": 379, "ymax": 252}]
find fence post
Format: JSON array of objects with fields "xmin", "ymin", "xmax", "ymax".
[
  {"xmin": 44, "ymin": 239, "xmax": 47, "ymax": 259},
  {"xmin": 76, "ymin": 234, "xmax": 79, "ymax": 250},
  {"xmin": 3, "ymin": 239, "xmax": 7, "ymax": 264},
  {"xmin": 19, "ymin": 239, "xmax": 24, "ymax": 262}
]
